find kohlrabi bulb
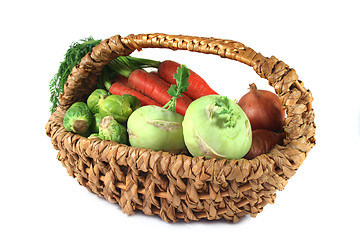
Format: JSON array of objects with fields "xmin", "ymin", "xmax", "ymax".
[
  {"xmin": 182, "ymin": 95, "xmax": 252, "ymax": 159},
  {"xmin": 127, "ymin": 105, "xmax": 186, "ymax": 154}
]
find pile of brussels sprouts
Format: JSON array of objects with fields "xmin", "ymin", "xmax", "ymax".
[{"xmin": 63, "ymin": 89, "xmax": 141, "ymax": 144}]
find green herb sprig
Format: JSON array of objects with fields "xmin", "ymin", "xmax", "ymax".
[{"xmin": 49, "ymin": 37, "xmax": 101, "ymax": 113}]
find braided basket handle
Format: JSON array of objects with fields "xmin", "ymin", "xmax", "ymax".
[
  {"xmin": 59, "ymin": 33, "xmax": 315, "ymax": 159},
  {"xmin": 59, "ymin": 34, "xmax": 310, "ymax": 106}
]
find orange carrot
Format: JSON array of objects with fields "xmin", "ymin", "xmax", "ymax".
[
  {"xmin": 128, "ymin": 69, "xmax": 192, "ymax": 116},
  {"xmin": 149, "ymin": 71, "xmax": 159, "ymax": 76},
  {"xmin": 148, "ymin": 71, "xmax": 193, "ymax": 102},
  {"xmin": 158, "ymin": 60, "xmax": 218, "ymax": 100},
  {"xmin": 109, "ymin": 80, "xmax": 162, "ymax": 107},
  {"xmin": 113, "ymin": 74, "xmax": 131, "ymax": 87}
]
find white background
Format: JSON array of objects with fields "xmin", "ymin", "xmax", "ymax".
[{"xmin": 1, "ymin": 0, "xmax": 359, "ymax": 239}]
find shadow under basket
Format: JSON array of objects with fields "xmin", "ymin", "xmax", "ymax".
[{"xmin": 45, "ymin": 33, "xmax": 316, "ymax": 223}]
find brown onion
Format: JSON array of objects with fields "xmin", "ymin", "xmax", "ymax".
[
  {"xmin": 238, "ymin": 83, "xmax": 285, "ymax": 132},
  {"xmin": 245, "ymin": 129, "xmax": 285, "ymax": 159}
]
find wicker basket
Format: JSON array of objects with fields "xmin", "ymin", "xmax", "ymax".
[{"xmin": 45, "ymin": 33, "xmax": 316, "ymax": 223}]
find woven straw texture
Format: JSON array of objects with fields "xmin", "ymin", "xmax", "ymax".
[{"xmin": 45, "ymin": 33, "xmax": 316, "ymax": 223}]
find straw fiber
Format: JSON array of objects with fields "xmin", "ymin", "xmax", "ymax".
[{"xmin": 46, "ymin": 33, "xmax": 316, "ymax": 222}]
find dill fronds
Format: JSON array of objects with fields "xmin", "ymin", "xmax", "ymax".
[{"xmin": 49, "ymin": 37, "xmax": 101, "ymax": 113}]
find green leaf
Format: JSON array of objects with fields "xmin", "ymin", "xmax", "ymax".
[
  {"xmin": 215, "ymin": 96, "xmax": 230, "ymax": 111},
  {"xmin": 163, "ymin": 64, "xmax": 190, "ymax": 112},
  {"xmin": 167, "ymin": 84, "xmax": 178, "ymax": 98},
  {"xmin": 173, "ymin": 64, "xmax": 190, "ymax": 95}
]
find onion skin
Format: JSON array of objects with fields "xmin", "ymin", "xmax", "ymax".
[
  {"xmin": 238, "ymin": 83, "xmax": 285, "ymax": 132},
  {"xmin": 245, "ymin": 129, "xmax": 285, "ymax": 159}
]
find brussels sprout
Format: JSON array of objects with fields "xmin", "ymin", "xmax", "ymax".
[
  {"xmin": 89, "ymin": 113, "xmax": 103, "ymax": 133},
  {"xmin": 87, "ymin": 89, "xmax": 110, "ymax": 114},
  {"xmin": 127, "ymin": 105, "xmax": 186, "ymax": 154},
  {"xmin": 182, "ymin": 95, "xmax": 252, "ymax": 159},
  {"xmin": 121, "ymin": 94, "xmax": 141, "ymax": 111},
  {"xmin": 99, "ymin": 95, "xmax": 133, "ymax": 123},
  {"xmin": 99, "ymin": 116, "xmax": 128, "ymax": 144},
  {"xmin": 88, "ymin": 133, "xmax": 101, "ymax": 140},
  {"xmin": 63, "ymin": 102, "xmax": 93, "ymax": 136}
]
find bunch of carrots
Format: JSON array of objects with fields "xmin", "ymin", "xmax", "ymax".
[{"xmin": 106, "ymin": 57, "xmax": 218, "ymax": 116}]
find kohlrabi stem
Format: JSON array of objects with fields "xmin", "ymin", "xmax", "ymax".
[
  {"xmin": 215, "ymin": 96, "xmax": 241, "ymax": 128},
  {"xmin": 162, "ymin": 98, "xmax": 177, "ymax": 111}
]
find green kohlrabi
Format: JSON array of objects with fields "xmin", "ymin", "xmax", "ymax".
[
  {"xmin": 127, "ymin": 105, "xmax": 185, "ymax": 153},
  {"xmin": 182, "ymin": 95, "xmax": 252, "ymax": 159},
  {"xmin": 127, "ymin": 65, "xmax": 190, "ymax": 154}
]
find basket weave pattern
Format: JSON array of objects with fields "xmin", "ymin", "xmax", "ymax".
[{"xmin": 45, "ymin": 33, "xmax": 316, "ymax": 222}]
